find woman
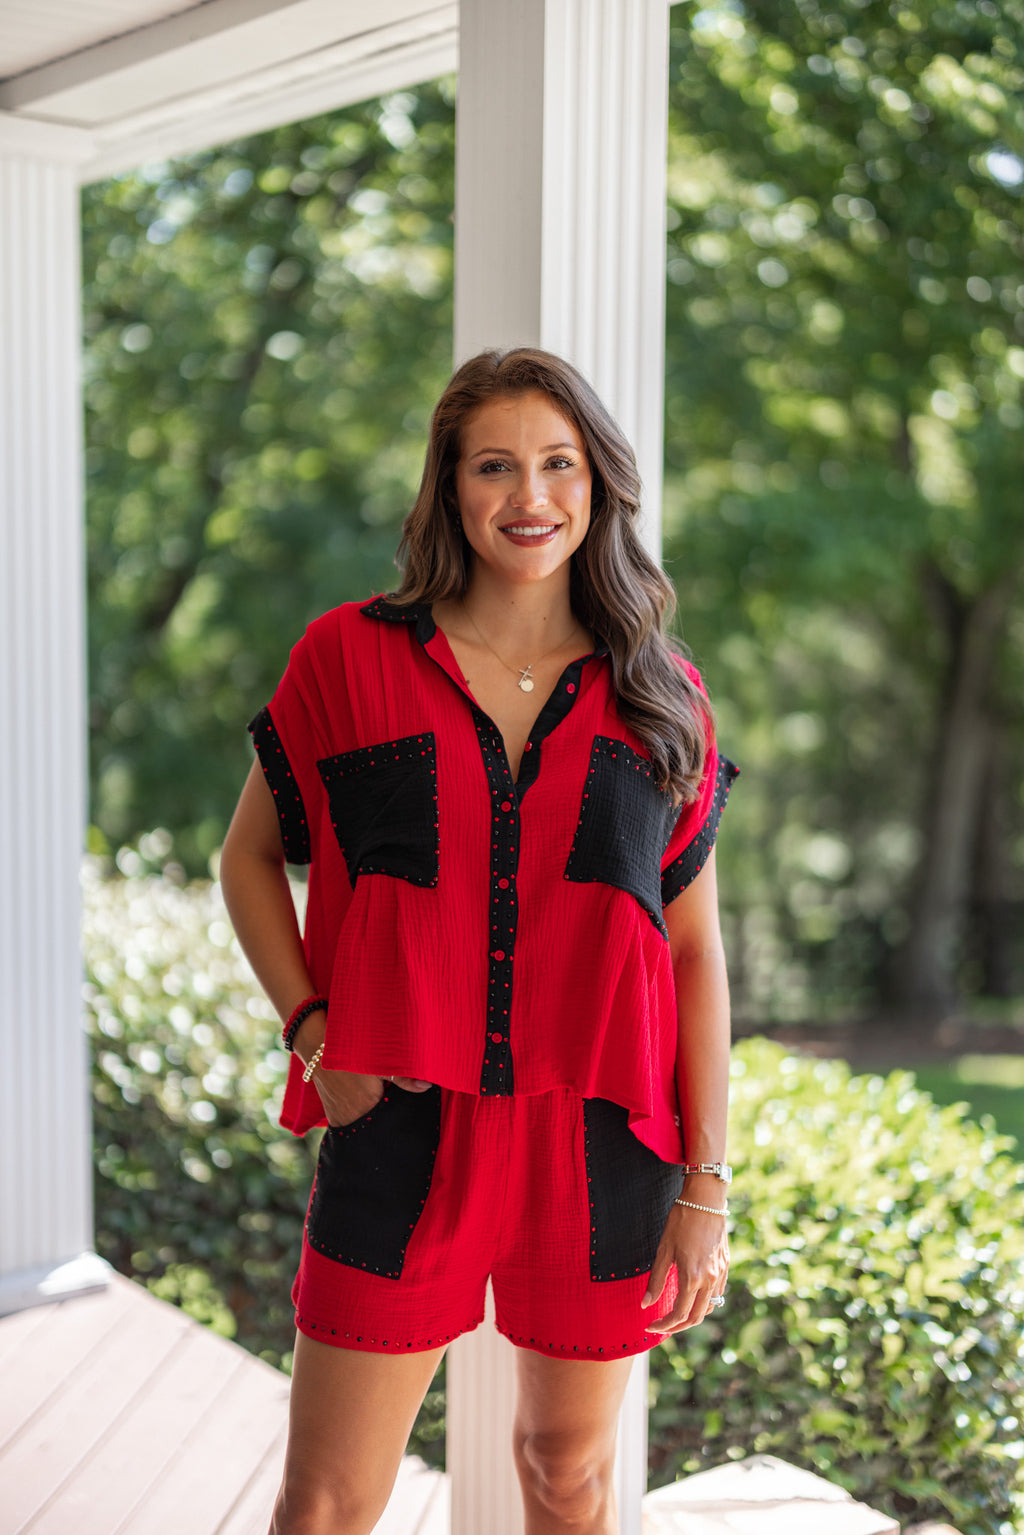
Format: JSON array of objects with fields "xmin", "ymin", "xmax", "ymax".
[{"xmin": 220, "ymin": 348, "xmax": 737, "ymax": 1535}]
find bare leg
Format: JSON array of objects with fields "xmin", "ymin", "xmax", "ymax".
[
  {"xmin": 513, "ymin": 1351, "xmax": 635, "ymax": 1535},
  {"xmin": 269, "ymin": 1333, "xmax": 446, "ymax": 1535}
]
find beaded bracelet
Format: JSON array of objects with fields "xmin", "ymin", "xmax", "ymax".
[
  {"xmin": 675, "ymin": 1197, "xmax": 729, "ymax": 1217},
  {"xmin": 301, "ymin": 1043, "xmax": 325, "ymax": 1083},
  {"xmin": 282, "ymin": 994, "xmax": 329, "ymax": 1052}
]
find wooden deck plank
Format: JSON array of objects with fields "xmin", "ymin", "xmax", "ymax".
[
  {"xmin": 0, "ymin": 1277, "xmax": 446, "ymax": 1535},
  {"xmin": 375, "ymin": 1456, "xmax": 449, "ymax": 1535},
  {"xmin": 0, "ymin": 1283, "xmax": 144, "ymax": 1451},
  {"xmin": 2, "ymin": 1288, "xmax": 191, "ymax": 1531},
  {"xmin": 0, "ymin": 1297, "xmax": 55, "ymax": 1368},
  {"xmin": 213, "ymin": 1424, "xmax": 288, "ymax": 1535},
  {"xmin": 22, "ymin": 1330, "xmax": 260, "ymax": 1533},
  {"xmin": 116, "ymin": 1335, "xmax": 292, "ymax": 1535},
  {"xmin": 410, "ymin": 1465, "xmax": 451, "ymax": 1535}
]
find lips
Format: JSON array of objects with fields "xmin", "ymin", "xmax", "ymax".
[{"xmin": 499, "ymin": 521, "xmax": 560, "ymax": 545}]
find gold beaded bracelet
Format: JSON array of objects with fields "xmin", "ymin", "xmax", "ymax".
[
  {"xmin": 301, "ymin": 1043, "xmax": 325, "ymax": 1083},
  {"xmin": 674, "ymin": 1196, "xmax": 728, "ymax": 1217}
]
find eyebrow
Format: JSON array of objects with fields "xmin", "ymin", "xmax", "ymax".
[{"xmin": 468, "ymin": 442, "xmax": 579, "ymax": 459}]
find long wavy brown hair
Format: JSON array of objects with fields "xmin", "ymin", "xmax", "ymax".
[{"xmin": 390, "ymin": 348, "xmax": 712, "ymax": 803}]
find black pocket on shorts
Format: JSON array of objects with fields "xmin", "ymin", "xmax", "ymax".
[
  {"xmin": 306, "ymin": 1085, "xmax": 442, "ymax": 1279},
  {"xmin": 582, "ymin": 1098, "xmax": 682, "ymax": 1282},
  {"xmin": 316, "ymin": 733, "xmax": 438, "ymax": 889},
  {"xmin": 564, "ymin": 736, "xmax": 680, "ymax": 936}
]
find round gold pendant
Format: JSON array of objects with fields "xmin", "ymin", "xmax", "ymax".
[{"xmin": 519, "ymin": 677, "xmax": 534, "ymax": 692}]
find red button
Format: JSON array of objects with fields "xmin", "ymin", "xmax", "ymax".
[
  {"xmin": 492, "ymin": 950, "xmax": 505, "ymax": 961},
  {"xmin": 566, "ymin": 682, "xmax": 576, "ymax": 693},
  {"xmin": 490, "ymin": 1032, "xmax": 503, "ymax": 1043},
  {"xmin": 500, "ymin": 800, "xmax": 512, "ymax": 812},
  {"xmin": 524, "ymin": 742, "xmax": 533, "ymax": 751},
  {"xmin": 498, "ymin": 878, "xmax": 509, "ymax": 889}
]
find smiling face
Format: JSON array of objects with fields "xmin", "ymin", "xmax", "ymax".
[{"xmin": 454, "ymin": 391, "xmax": 592, "ymax": 589}]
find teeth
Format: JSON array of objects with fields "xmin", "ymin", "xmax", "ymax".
[{"xmin": 503, "ymin": 525, "xmax": 557, "ymax": 536}]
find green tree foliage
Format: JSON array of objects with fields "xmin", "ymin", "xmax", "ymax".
[
  {"xmin": 664, "ymin": 0, "xmax": 1024, "ymax": 1018},
  {"xmin": 83, "ymin": 85, "xmax": 455, "ymax": 871},
  {"xmin": 82, "ymin": 11, "xmax": 1024, "ymax": 1019}
]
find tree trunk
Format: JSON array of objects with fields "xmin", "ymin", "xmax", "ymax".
[
  {"xmin": 972, "ymin": 721, "xmax": 1017, "ymax": 998},
  {"xmin": 888, "ymin": 567, "xmax": 1014, "ymax": 1021}
]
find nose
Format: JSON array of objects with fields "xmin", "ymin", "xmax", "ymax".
[{"xmin": 510, "ymin": 468, "xmax": 548, "ymax": 511}]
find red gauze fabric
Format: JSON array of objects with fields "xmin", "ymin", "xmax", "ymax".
[{"xmin": 248, "ymin": 595, "xmax": 738, "ymax": 1163}]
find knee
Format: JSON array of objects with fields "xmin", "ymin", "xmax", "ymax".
[
  {"xmin": 269, "ymin": 1473, "xmax": 387, "ymax": 1535},
  {"xmin": 514, "ymin": 1430, "xmax": 612, "ymax": 1525}
]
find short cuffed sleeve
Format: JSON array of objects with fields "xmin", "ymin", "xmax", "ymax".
[
  {"xmin": 247, "ymin": 627, "xmax": 336, "ymax": 866},
  {"xmin": 659, "ymin": 662, "xmax": 739, "ymax": 906},
  {"xmin": 247, "ymin": 705, "xmax": 311, "ymax": 864}
]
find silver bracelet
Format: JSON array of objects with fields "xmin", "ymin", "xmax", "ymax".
[
  {"xmin": 674, "ymin": 1196, "xmax": 728, "ymax": 1217},
  {"xmin": 680, "ymin": 1161, "xmax": 732, "ymax": 1184}
]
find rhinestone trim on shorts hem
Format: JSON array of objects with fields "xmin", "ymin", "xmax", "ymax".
[{"xmin": 294, "ymin": 1309, "xmax": 485, "ymax": 1352}]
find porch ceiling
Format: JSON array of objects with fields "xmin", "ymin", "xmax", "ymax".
[{"xmin": 0, "ymin": 0, "xmax": 457, "ymax": 181}]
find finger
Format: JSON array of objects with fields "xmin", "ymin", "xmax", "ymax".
[
  {"xmin": 646, "ymin": 1280, "xmax": 709, "ymax": 1334},
  {"xmin": 641, "ymin": 1249, "xmax": 672, "ymax": 1309},
  {"xmin": 390, "ymin": 1077, "xmax": 433, "ymax": 1092},
  {"xmin": 657, "ymin": 1281, "xmax": 727, "ymax": 1335}
]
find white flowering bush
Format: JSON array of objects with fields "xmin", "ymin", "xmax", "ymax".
[{"xmin": 84, "ymin": 854, "xmax": 315, "ymax": 1367}]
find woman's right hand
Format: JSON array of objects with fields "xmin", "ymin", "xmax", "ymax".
[
  {"xmin": 292, "ymin": 1009, "xmax": 382, "ymax": 1127},
  {"xmin": 312, "ymin": 1067, "xmax": 387, "ymax": 1129}
]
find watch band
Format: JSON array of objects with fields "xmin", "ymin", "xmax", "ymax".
[{"xmin": 681, "ymin": 1161, "xmax": 733, "ymax": 1184}]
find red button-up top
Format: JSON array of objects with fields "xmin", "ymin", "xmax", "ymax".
[{"xmin": 249, "ymin": 595, "xmax": 737, "ymax": 1163}]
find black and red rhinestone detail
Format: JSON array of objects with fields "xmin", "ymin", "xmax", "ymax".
[
  {"xmin": 316, "ymin": 733, "xmax": 439, "ymax": 890},
  {"xmin": 564, "ymin": 736, "xmax": 680, "ymax": 937},
  {"xmin": 582, "ymin": 1098, "xmax": 682, "ymax": 1282},
  {"xmin": 473, "ymin": 704, "xmax": 519, "ymax": 1096},
  {"xmin": 514, "ymin": 649, "xmax": 607, "ymax": 799},
  {"xmin": 660, "ymin": 756, "xmax": 739, "ymax": 907},
  {"xmin": 247, "ymin": 705, "xmax": 311, "ymax": 864},
  {"xmin": 305, "ymin": 1085, "xmax": 442, "ymax": 1277},
  {"xmin": 358, "ymin": 594, "xmax": 430, "ymax": 625}
]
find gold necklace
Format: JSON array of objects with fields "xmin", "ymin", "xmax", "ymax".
[{"xmin": 459, "ymin": 600, "xmax": 581, "ymax": 693}]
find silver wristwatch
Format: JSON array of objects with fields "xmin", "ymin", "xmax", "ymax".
[{"xmin": 680, "ymin": 1161, "xmax": 733, "ymax": 1184}]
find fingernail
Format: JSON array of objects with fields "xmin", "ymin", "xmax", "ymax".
[{"xmin": 640, "ymin": 1293, "xmax": 652, "ymax": 1307}]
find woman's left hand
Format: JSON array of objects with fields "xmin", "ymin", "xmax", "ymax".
[{"xmin": 640, "ymin": 1201, "xmax": 730, "ymax": 1334}]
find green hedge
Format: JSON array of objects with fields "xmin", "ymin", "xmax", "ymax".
[
  {"xmin": 86, "ymin": 862, "xmax": 1024, "ymax": 1526},
  {"xmin": 649, "ymin": 1038, "xmax": 1024, "ymax": 1535}
]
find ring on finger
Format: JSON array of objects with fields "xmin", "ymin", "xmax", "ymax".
[{"xmin": 708, "ymin": 1295, "xmax": 726, "ymax": 1308}]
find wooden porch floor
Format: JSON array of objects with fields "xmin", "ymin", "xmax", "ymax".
[{"xmin": 0, "ymin": 1273, "xmax": 447, "ymax": 1535}]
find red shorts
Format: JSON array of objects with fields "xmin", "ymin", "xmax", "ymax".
[{"xmin": 292, "ymin": 1085, "xmax": 682, "ymax": 1359}]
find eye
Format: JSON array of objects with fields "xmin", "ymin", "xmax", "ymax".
[
  {"xmin": 478, "ymin": 458, "xmax": 510, "ymax": 475},
  {"xmin": 547, "ymin": 455, "xmax": 576, "ymax": 470}
]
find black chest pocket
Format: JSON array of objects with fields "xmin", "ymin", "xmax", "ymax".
[
  {"xmin": 564, "ymin": 736, "xmax": 680, "ymax": 937},
  {"xmin": 317, "ymin": 733, "xmax": 439, "ymax": 889}
]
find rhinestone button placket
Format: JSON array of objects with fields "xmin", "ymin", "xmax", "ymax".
[{"xmin": 473, "ymin": 705, "xmax": 519, "ymax": 1095}]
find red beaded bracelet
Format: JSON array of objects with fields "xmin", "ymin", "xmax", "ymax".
[{"xmin": 282, "ymin": 994, "xmax": 328, "ymax": 1052}]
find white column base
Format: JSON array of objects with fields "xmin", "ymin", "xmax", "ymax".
[
  {"xmin": 0, "ymin": 1251, "xmax": 112, "ymax": 1318},
  {"xmin": 447, "ymin": 1291, "xmax": 650, "ymax": 1535}
]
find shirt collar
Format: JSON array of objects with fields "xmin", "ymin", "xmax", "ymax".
[{"xmin": 359, "ymin": 593, "xmax": 609, "ymax": 659}]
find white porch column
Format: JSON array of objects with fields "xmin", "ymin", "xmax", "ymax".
[
  {"xmin": 453, "ymin": 0, "xmax": 669, "ymax": 542},
  {"xmin": 448, "ymin": 5, "xmax": 670, "ymax": 1533},
  {"xmin": 0, "ymin": 113, "xmax": 108, "ymax": 1312}
]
